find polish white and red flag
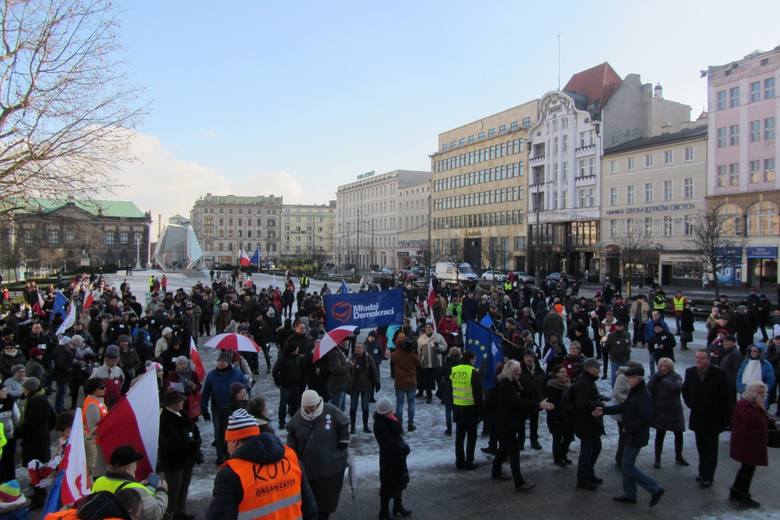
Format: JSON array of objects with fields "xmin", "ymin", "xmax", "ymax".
[
  {"xmin": 83, "ymin": 290, "xmax": 95, "ymax": 310},
  {"xmin": 97, "ymin": 369, "xmax": 160, "ymax": 479},
  {"xmin": 427, "ymin": 279, "xmax": 437, "ymax": 331},
  {"xmin": 190, "ymin": 338, "xmax": 206, "ymax": 380},
  {"xmin": 60, "ymin": 408, "xmax": 90, "ymax": 505},
  {"xmin": 238, "ymin": 249, "xmax": 252, "ymax": 267}
]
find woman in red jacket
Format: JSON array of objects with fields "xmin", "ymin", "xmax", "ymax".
[{"xmin": 729, "ymin": 381, "xmax": 771, "ymax": 508}]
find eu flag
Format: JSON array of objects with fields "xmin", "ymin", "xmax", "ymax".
[
  {"xmin": 464, "ymin": 320, "xmax": 504, "ymax": 390},
  {"xmin": 340, "ymin": 279, "xmax": 350, "ymax": 294},
  {"xmin": 52, "ymin": 291, "xmax": 69, "ymax": 320},
  {"xmin": 250, "ymin": 247, "xmax": 261, "ymax": 266}
]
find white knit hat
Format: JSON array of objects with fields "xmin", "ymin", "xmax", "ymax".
[
  {"xmin": 301, "ymin": 389, "xmax": 320, "ymax": 408},
  {"xmin": 375, "ymin": 397, "xmax": 394, "ymax": 415}
]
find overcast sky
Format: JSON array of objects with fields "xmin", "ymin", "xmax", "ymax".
[{"xmin": 109, "ymin": 0, "xmax": 780, "ymax": 236}]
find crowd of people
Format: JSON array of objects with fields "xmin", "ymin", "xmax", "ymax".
[{"xmin": 0, "ymin": 270, "xmax": 776, "ymax": 518}]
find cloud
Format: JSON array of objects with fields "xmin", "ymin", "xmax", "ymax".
[
  {"xmin": 198, "ymin": 128, "xmax": 219, "ymax": 140},
  {"xmin": 108, "ymin": 131, "xmax": 304, "ymax": 239}
]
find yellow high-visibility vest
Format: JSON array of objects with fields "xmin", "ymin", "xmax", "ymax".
[
  {"xmin": 673, "ymin": 296, "xmax": 685, "ymax": 311},
  {"xmin": 450, "ymin": 364, "xmax": 476, "ymax": 407}
]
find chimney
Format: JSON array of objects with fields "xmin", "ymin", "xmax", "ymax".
[{"xmin": 654, "ymin": 83, "xmax": 663, "ymax": 99}]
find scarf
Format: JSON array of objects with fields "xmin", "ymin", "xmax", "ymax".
[
  {"xmin": 741, "ymin": 359, "xmax": 762, "ymax": 387},
  {"xmin": 301, "ymin": 399, "xmax": 324, "ymax": 421}
]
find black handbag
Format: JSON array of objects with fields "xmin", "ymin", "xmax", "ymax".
[{"xmin": 766, "ymin": 411, "xmax": 780, "ymax": 448}]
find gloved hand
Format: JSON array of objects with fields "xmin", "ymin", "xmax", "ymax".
[{"xmin": 202, "ymin": 410, "xmax": 211, "ymax": 422}]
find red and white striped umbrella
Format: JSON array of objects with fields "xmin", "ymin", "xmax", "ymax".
[
  {"xmin": 313, "ymin": 325, "xmax": 358, "ymax": 362},
  {"xmin": 204, "ymin": 333, "xmax": 260, "ymax": 353}
]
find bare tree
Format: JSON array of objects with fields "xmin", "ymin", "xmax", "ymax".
[
  {"xmin": 0, "ymin": 0, "xmax": 143, "ymax": 210},
  {"xmin": 616, "ymin": 225, "xmax": 654, "ymax": 298},
  {"xmin": 691, "ymin": 207, "xmax": 744, "ymax": 299}
]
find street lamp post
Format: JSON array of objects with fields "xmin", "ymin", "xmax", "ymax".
[{"xmin": 134, "ymin": 234, "xmax": 142, "ymax": 271}]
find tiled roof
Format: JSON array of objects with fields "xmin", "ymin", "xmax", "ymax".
[
  {"xmin": 15, "ymin": 198, "xmax": 147, "ymax": 218},
  {"xmin": 563, "ymin": 62, "xmax": 622, "ymax": 111},
  {"xmin": 603, "ymin": 125, "xmax": 707, "ymax": 155}
]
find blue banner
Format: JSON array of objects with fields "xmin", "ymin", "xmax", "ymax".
[
  {"xmin": 324, "ymin": 288, "xmax": 404, "ymax": 330},
  {"xmin": 464, "ymin": 320, "xmax": 504, "ymax": 390}
]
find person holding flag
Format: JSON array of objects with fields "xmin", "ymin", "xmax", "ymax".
[{"xmin": 450, "ymin": 350, "xmax": 483, "ymax": 471}]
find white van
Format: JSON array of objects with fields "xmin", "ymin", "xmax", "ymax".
[{"xmin": 435, "ymin": 262, "xmax": 478, "ymax": 283}]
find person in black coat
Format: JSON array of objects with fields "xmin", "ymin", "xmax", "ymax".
[
  {"xmin": 545, "ymin": 364, "xmax": 574, "ymax": 466},
  {"xmin": 491, "ymin": 359, "xmax": 553, "ymax": 491},
  {"xmin": 729, "ymin": 306, "xmax": 754, "ymax": 355},
  {"xmin": 17, "ymin": 377, "xmax": 55, "ymax": 508},
  {"xmin": 647, "ymin": 323, "xmax": 676, "ymax": 375},
  {"xmin": 572, "ymin": 358, "xmax": 605, "ymax": 490},
  {"xmin": 374, "ymin": 398, "xmax": 411, "ymax": 520},
  {"xmin": 272, "ymin": 342, "xmax": 304, "ymax": 429},
  {"xmin": 600, "ymin": 366, "xmax": 665, "ymax": 506},
  {"xmin": 158, "ymin": 390, "xmax": 201, "ymax": 519},
  {"xmin": 519, "ymin": 352, "xmax": 545, "ymax": 450},
  {"xmin": 682, "ymin": 351, "xmax": 732, "ymax": 488}
]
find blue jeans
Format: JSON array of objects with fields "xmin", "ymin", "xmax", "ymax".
[
  {"xmin": 55, "ymin": 380, "xmax": 67, "ymax": 413},
  {"xmin": 648, "ymin": 356, "xmax": 657, "ymax": 375},
  {"xmin": 395, "ymin": 388, "xmax": 416, "ymax": 425},
  {"xmin": 610, "ymin": 361, "xmax": 625, "ymax": 388},
  {"xmin": 622, "ymin": 445, "xmax": 662, "ymax": 498},
  {"xmin": 330, "ymin": 391, "xmax": 347, "ymax": 412}
]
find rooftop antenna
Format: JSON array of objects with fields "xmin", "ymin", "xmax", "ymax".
[{"xmin": 557, "ymin": 33, "xmax": 561, "ymax": 90}]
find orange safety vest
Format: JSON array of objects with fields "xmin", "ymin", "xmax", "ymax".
[
  {"xmin": 225, "ymin": 445, "xmax": 304, "ymax": 520},
  {"xmin": 82, "ymin": 395, "xmax": 108, "ymax": 439}
]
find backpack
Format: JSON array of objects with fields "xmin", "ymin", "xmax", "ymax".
[{"xmin": 75, "ymin": 487, "xmax": 133, "ymax": 520}]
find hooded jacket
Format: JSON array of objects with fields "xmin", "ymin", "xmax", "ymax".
[
  {"xmin": 735, "ymin": 344, "xmax": 777, "ymax": 398},
  {"xmin": 207, "ymin": 433, "xmax": 318, "ymax": 520}
]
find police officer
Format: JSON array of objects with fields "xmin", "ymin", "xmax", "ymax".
[
  {"xmin": 450, "ymin": 350, "xmax": 483, "ymax": 470},
  {"xmin": 672, "ymin": 291, "xmax": 686, "ymax": 335},
  {"xmin": 208, "ymin": 409, "xmax": 318, "ymax": 519}
]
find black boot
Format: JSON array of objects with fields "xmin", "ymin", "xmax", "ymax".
[
  {"xmin": 393, "ymin": 498, "xmax": 412, "ymax": 517},
  {"xmin": 350, "ymin": 411, "xmax": 357, "ymax": 434},
  {"xmin": 363, "ymin": 417, "xmax": 372, "ymax": 434}
]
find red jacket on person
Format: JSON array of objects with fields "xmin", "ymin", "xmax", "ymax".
[{"xmin": 730, "ymin": 399, "xmax": 769, "ymax": 467}]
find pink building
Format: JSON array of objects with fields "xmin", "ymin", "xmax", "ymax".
[{"xmin": 707, "ymin": 46, "xmax": 780, "ymax": 287}]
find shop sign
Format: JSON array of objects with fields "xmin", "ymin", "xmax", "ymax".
[
  {"xmin": 746, "ymin": 246, "xmax": 778, "ymax": 259},
  {"xmin": 605, "ymin": 202, "xmax": 695, "ymax": 216}
]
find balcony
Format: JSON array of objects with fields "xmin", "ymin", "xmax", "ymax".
[
  {"xmin": 528, "ymin": 182, "xmax": 546, "ymax": 194},
  {"xmin": 575, "ymin": 174, "xmax": 597, "ymax": 187},
  {"xmin": 529, "ymin": 155, "xmax": 545, "ymax": 166},
  {"xmin": 575, "ymin": 144, "xmax": 597, "ymax": 157}
]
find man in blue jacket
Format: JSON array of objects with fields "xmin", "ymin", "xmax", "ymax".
[{"xmin": 202, "ymin": 351, "xmax": 247, "ymax": 465}]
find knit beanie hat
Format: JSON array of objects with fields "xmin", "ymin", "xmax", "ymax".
[
  {"xmin": 230, "ymin": 382, "xmax": 246, "ymax": 398},
  {"xmin": 225, "ymin": 408, "xmax": 260, "ymax": 441},
  {"xmin": 375, "ymin": 397, "xmax": 394, "ymax": 416},
  {"xmin": 0, "ymin": 480, "xmax": 25, "ymax": 507},
  {"xmin": 22, "ymin": 377, "xmax": 40, "ymax": 393},
  {"xmin": 301, "ymin": 389, "xmax": 320, "ymax": 408}
]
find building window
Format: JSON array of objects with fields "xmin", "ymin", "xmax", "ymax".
[
  {"xmin": 729, "ymin": 86, "xmax": 740, "ymax": 107},
  {"xmin": 729, "ymin": 162, "xmax": 740, "ymax": 186},
  {"xmin": 609, "ymin": 160, "xmax": 616, "ymax": 174},
  {"xmin": 717, "ymin": 165, "xmax": 727, "ymax": 187},
  {"xmin": 747, "ymin": 201, "xmax": 779, "ymax": 236},
  {"xmin": 750, "ymin": 120, "xmax": 761, "ymax": 142},
  {"xmin": 729, "ymin": 124, "xmax": 739, "ymax": 145},
  {"xmin": 105, "ymin": 231, "xmax": 115, "ymax": 245},
  {"xmin": 750, "ymin": 160, "xmax": 762, "ymax": 183},
  {"xmin": 663, "ymin": 216, "xmax": 673, "ymax": 237},
  {"xmin": 562, "ymin": 161, "xmax": 568, "ymax": 180},
  {"xmin": 664, "ymin": 180, "xmax": 673, "ymax": 201},
  {"xmin": 717, "ymin": 127, "xmax": 726, "ymax": 147},
  {"xmin": 48, "ymin": 229, "xmax": 59, "ymax": 246},
  {"xmin": 609, "ymin": 219, "xmax": 617, "ymax": 239},
  {"xmin": 684, "ymin": 178, "xmax": 694, "ymax": 199},
  {"xmin": 119, "ymin": 232, "xmax": 128, "ymax": 244},
  {"xmin": 765, "ymin": 117, "xmax": 776, "ymax": 140},
  {"xmin": 609, "ymin": 187, "xmax": 617, "ymax": 206},
  {"xmin": 751, "ymin": 81, "xmax": 762, "ymax": 102},
  {"xmin": 684, "ymin": 146, "xmax": 694, "ymax": 161},
  {"xmin": 644, "ymin": 183, "xmax": 653, "ymax": 202},
  {"xmin": 717, "ymin": 90, "xmax": 727, "ymax": 110},
  {"xmin": 64, "ymin": 230, "xmax": 75, "ymax": 242},
  {"xmin": 578, "ymin": 159, "xmax": 585, "ymax": 178},
  {"xmin": 627, "ymin": 157, "xmax": 635, "ymax": 171},
  {"xmin": 766, "ymin": 77, "xmax": 776, "ymax": 99},
  {"xmin": 626, "ymin": 185, "xmax": 635, "ymax": 204},
  {"xmin": 664, "ymin": 150, "xmax": 673, "ymax": 165},
  {"xmin": 562, "ymin": 135, "xmax": 568, "ymax": 152},
  {"xmin": 765, "ymin": 158, "xmax": 776, "ymax": 182},
  {"xmin": 24, "ymin": 230, "xmax": 33, "ymax": 245},
  {"xmin": 644, "ymin": 217, "xmax": 653, "ymax": 237},
  {"xmin": 644, "ymin": 154, "xmax": 654, "ymax": 168},
  {"xmin": 684, "ymin": 215, "xmax": 693, "ymax": 236}
]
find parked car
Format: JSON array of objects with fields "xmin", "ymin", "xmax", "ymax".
[
  {"xmin": 398, "ymin": 269, "xmax": 418, "ymax": 282},
  {"xmin": 435, "ymin": 262, "xmax": 478, "ymax": 283},
  {"xmin": 480, "ymin": 270, "xmax": 507, "ymax": 282},
  {"xmin": 545, "ymin": 272, "xmax": 576, "ymax": 284},
  {"xmin": 514, "ymin": 271, "xmax": 535, "ymax": 284}
]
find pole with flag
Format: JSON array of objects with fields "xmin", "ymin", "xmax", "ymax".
[
  {"xmin": 250, "ymin": 246, "xmax": 261, "ymax": 275},
  {"xmin": 42, "ymin": 408, "xmax": 90, "ymax": 514},
  {"xmin": 340, "ymin": 279, "xmax": 350, "ymax": 294},
  {"xmin": 464, "ymin": 320, "xmax": 504, "ymax": 391},
  {"xmin": 51, "ymin": 291, "xmax": 69, "ymax": 321},
  {"xmin": 56, "ymin": 299, "xmax": 77, "ymax": 336},
  {"xmin": 96, "ymin": 369, "xmax": 160, "ymax": 480},
  {"xmin": 427, "ymin": 279, "xmax": 437, "ymax": 332}
]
